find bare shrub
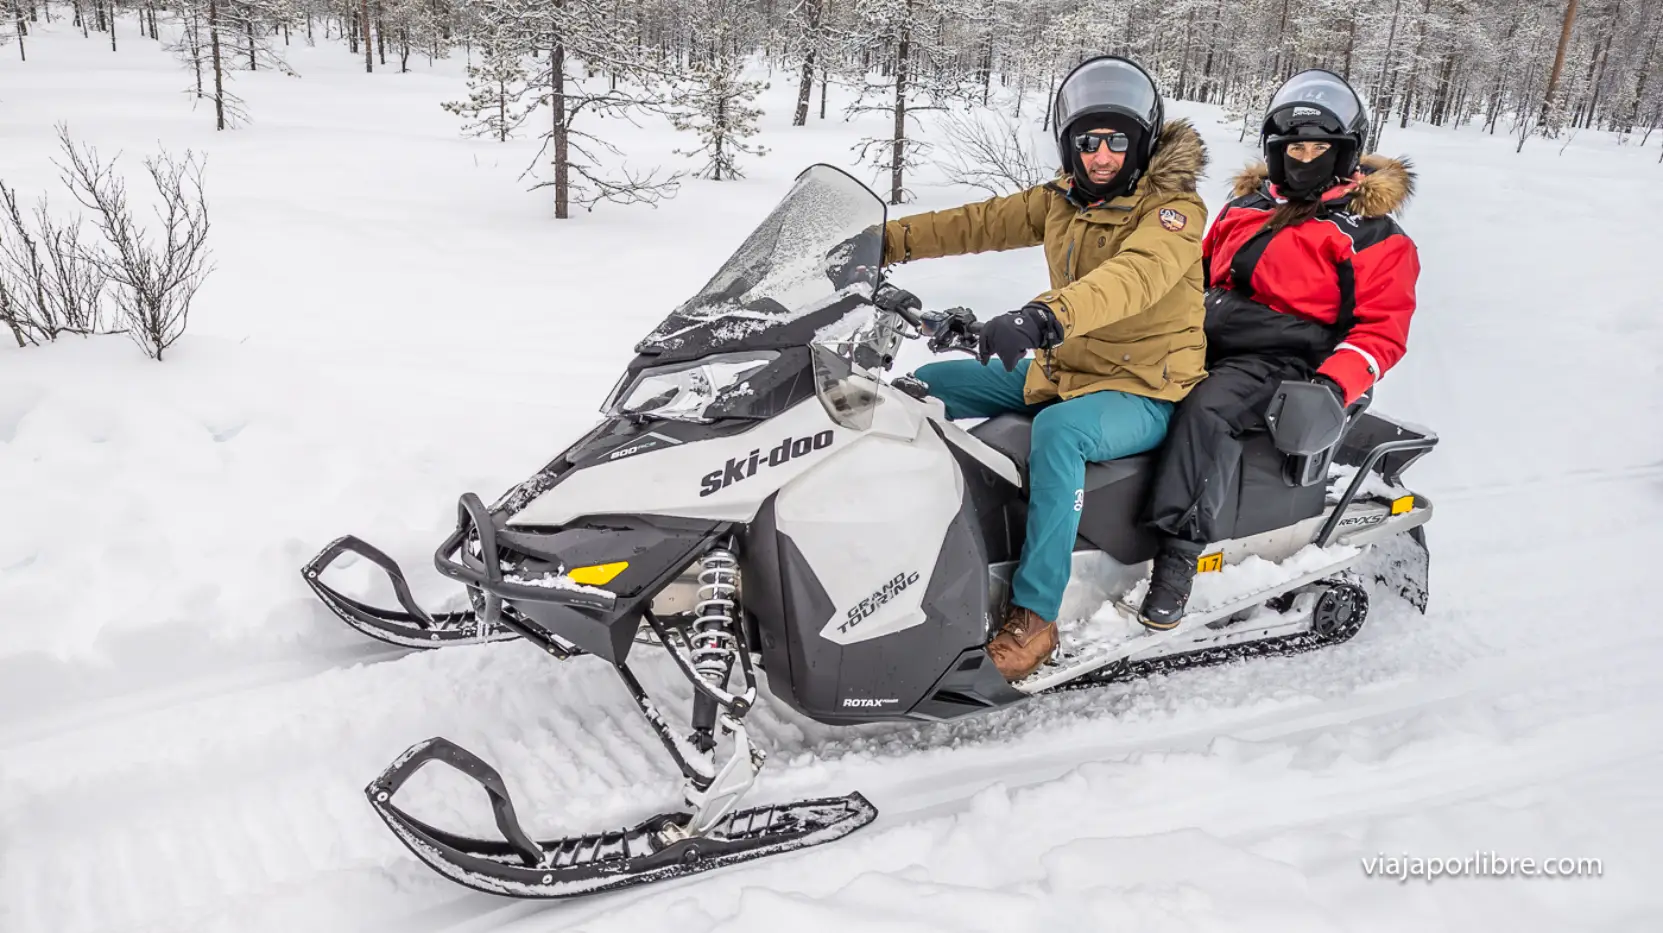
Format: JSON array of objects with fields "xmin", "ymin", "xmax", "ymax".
[
  {"xmin": 54, "ymin": 125, "xmax": 214, "ymax": 361},
  {"xmin": 0, "ymin": 180, "xmax": 111, "ymax": 346},
  {"xmin": 934, "ymin": 108, "xmax": 1053, "ymax": 197}
]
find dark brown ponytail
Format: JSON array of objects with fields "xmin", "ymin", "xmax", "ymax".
[{"xmin": 1262, "ymin": 198, "xmax": 1324, "ymax": 235}]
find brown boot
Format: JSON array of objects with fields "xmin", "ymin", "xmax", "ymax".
[{"xmin": 986, "ymin": 605, "xmax": 1058, "ymax": 682}]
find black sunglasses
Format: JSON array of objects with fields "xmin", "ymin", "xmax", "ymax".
[{"xmin": 1072, "ymin": 132, "xmax": 1131, "ymax": 154}]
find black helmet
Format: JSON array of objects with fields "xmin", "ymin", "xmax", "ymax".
[
  {"xmin": 1051, "ymin": 55, "xmax": 1164, "ymax": 182},
  {"xmin": 1260, "ymin": 69, "xmax": 1370, "ymax": 176}
]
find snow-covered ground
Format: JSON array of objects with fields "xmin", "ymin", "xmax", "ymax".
[{"xmin": 5, "ymin": 21, "xmax": 1663, "ymax": 933}]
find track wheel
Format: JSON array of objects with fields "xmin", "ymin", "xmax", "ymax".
[{"xmin": 1311, "ymin": 580, "xmax": 1370, "ymax": 642}]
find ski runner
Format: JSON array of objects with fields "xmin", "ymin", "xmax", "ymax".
[{"xmin": 881, "ymin": 55, "xmax": 1210, "ymax": 681}]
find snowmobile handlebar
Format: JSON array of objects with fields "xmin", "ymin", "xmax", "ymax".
[
  {"xmin": 919, "ymin": 307, "xmax": 982, "ymax": 354},
  {"xmin": 871, "ymin": 282, "xmax": 981, "ymax": 355}
]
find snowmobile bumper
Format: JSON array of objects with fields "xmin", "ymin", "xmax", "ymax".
[
  {"xmin": 367, "ymin": 736, "xmax": 877, "ymax": 898},
  {"xmin": 303, "ymin": 492, "xmax": 716, "ymax": 659}
]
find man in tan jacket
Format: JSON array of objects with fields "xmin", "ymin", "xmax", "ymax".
[{"xmin": 882, "ymin": 55, "xmax": 1209, "ymax": 681}]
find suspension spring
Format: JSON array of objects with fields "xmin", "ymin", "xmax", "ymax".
[{"xmin": 691, "ymin": 548, "xmax": 741, "ymax": 685}]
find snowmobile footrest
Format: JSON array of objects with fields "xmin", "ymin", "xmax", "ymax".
[
  {"xmin": 367, "ymin": 736, "xmax": 878, "ymax": 898},
  {"xmin": 301, "ymin": 535, "xmax": 515, "ymax": 648}
]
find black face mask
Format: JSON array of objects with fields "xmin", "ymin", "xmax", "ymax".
[{"xmin": 1279, "ymin": 149, "xmax": 1339, "ymax": 201}]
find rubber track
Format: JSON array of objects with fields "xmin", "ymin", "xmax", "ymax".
[{"xmin": 1063, "ymin": 580, "xmax": 1370, "ymax": 691}]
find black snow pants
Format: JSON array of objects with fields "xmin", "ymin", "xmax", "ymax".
[{"xmin": 1144, "ymin": 353, "xmax": 1313, "ymax": 546}]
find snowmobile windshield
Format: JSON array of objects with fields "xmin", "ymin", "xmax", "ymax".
[{"xmin": 634, "ymin": 165, "xmax": 886, "ymax": 361}]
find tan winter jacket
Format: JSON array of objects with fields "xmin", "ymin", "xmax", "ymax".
[{"xmin": 882, "ymin": 119, "xmax": 1210, "ymax": 404}]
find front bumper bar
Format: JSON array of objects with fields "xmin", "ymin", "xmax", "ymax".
[{"xmin": 301, "ymin": 493, "xmax": 613, "ymax": 652}]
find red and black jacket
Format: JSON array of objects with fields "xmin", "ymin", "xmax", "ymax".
[{"xmin": 1200, "ymin": 154, "xmax": 1419, "ymax": 404}]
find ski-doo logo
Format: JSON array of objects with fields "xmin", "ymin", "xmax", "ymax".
[
  {"xmin": 698, "ymin": 430, "xmax": 835, "ymax": 497},
  {"xmin": 838, "ymin": 570, "xmax": 921, "ymax": 633},
  {"xmin": 842, "ymin": 697, "xmax": 900, "ymax": 708}
]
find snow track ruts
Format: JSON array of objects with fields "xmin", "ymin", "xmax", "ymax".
[{"xmin": 7, "ymin": 595, "xmax": 1652, "ymax": 933}]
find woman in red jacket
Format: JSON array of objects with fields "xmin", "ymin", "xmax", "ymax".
[{"xmin": 1140, "ymin": 69, "xmax": 1419, "ymax": 628}]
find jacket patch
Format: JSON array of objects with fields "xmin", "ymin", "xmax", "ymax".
[{"xmin": 1158, "ymin": 208, "xmax": 1188, "ymax": 231}]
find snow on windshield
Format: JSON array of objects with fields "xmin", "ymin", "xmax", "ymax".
[{"xmin": 638, "ymin": 166, "xmax": 884, "ymax": 353}]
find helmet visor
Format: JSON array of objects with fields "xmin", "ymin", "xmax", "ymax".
[
  {"xmin": 1266, "ymin": 70, "xmax": 1365, "ymax": 136},
  {"xmin": 1054, "ymin": 57, "xmax": 1160, "ymax": 135}
]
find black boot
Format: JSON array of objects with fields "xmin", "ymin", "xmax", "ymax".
[{"xmin": 1139, "ymin": 539, "xmax": 1205, "ymax": 631}]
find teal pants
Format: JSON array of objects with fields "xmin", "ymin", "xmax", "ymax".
[{"xmin": 916, "ymin": 358, "xmax": 1173, "ymax": 621}]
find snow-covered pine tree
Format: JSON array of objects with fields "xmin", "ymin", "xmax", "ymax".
[
  {"xmin": 442, "ymin": 29, "xmax": 536, "ymax": 140},
  {"xmin": 163, "ymin": 0, "xmax": 296, "ymax": 129},
  {"xmin": 671, "ymin": 0, "xmax": 767, "ymax": 180},
  {"xmin": 671, "ymin": 59, "xmax": 768, "ymax": 179},
  {"xmin": 510, "ymin": 0, "xmax": 682, "ymax": 217},
  {"xmin": 845, "ymin": 0, "xmax": 973, "ymax": 205},
  {"xmin": 4, "ymin": 0, "xmax": 25, "ymax": 62},
  {"xmin": 787, "ymin": 0, "xmax": 818, "ymax": 125}
]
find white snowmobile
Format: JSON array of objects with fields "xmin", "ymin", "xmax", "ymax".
[{"xmin": 302, "ymin": 165, "xmax": 1437, "ymax": 898}]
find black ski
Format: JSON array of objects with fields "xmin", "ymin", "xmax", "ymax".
[{"xmin": 368, "ymin": 737, "xmax": 876, "ymax": 898}]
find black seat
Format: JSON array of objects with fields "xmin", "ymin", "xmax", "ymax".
[
  {"xmin": 969, "ymin": 414, "xmax": 1160, "ymax": 563},
  {"xmin": 966, "ymin": 400, "xmax": 1343, "ymax": 560},
  {"xmin": 969, "ymin": 414, "xmax": 1154, "ymax": 488}
]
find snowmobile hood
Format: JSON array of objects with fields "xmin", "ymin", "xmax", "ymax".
[{"xmin": 633, "ymin": 165, "xmax": 887, "ymax": 365}]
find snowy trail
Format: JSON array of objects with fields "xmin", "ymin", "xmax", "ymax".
[
  {"xmin": 0, "ymin": 636, "xmax": 413, "ymax": 749},
  {"xmin": 7, "ymin": 477, "xmax": 1658, "ymax": 932}
]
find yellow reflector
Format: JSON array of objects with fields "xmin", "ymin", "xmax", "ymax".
[
  {"xmin": 1197, "ymin": 551, "xmax": 1224, "ymax": 573},
  {"xmin": 567, "ymin": 561, "xmax": 629, "ymax": 586},
  {"xmin": 1390, "ymin": 495, "xmax": 1415, "ymax": 515}
]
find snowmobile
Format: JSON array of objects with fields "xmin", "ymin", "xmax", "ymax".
[{"xmin": 302, "ymin": 165, "xmax": 1438, "ymax": 899}]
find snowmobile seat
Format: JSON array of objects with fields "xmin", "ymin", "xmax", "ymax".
[{"xmin": 969, "ymin": 413, "xmax": 1160, "ymax": 563}]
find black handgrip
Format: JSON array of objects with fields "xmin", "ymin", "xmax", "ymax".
[{"xmin": 873, "ymin": 282, "xmax": 924, "ymax": 327}]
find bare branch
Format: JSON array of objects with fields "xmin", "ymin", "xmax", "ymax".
[{"xmin": 51, "ymin": 125, "xmax": 213, "ymax": 362}]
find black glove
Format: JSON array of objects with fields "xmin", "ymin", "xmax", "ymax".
[
  {"xmin": 1314, "ymin": 374, "xmax": 1347, "ymax": 406},
  {"xmin": 977, "ymin": 303, "xmax": 1062, "ymax": 372}
]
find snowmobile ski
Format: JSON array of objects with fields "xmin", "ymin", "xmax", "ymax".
[
  {"xmin": 367, "ymin": 737, "xmax": 876, "ymax": 898},
  {"xmin": 302, "ymin": 534, "xmax": 515, "ymax": 648}
]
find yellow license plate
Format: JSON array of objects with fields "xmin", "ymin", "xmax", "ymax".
[{"xmin": 1197, "ymin": 551, "xmax": 1224, "ymax": 573}]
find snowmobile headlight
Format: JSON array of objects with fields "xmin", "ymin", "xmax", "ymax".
[{"xmin": 604, "ymin": 352, "xmax": 778, "ymax": 423}]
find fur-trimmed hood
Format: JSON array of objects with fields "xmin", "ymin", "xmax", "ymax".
[
  {"xmin": 1229, "ymin": 153, "xmax": 1416, "ymax": 217},
  {"xmin": 1053, "ymin": 118, "xmax": 1209, "ymax": 201},
  {"xmin": 1141, "ymin": 118, "xmax": 1209, "ymax": 198}
]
